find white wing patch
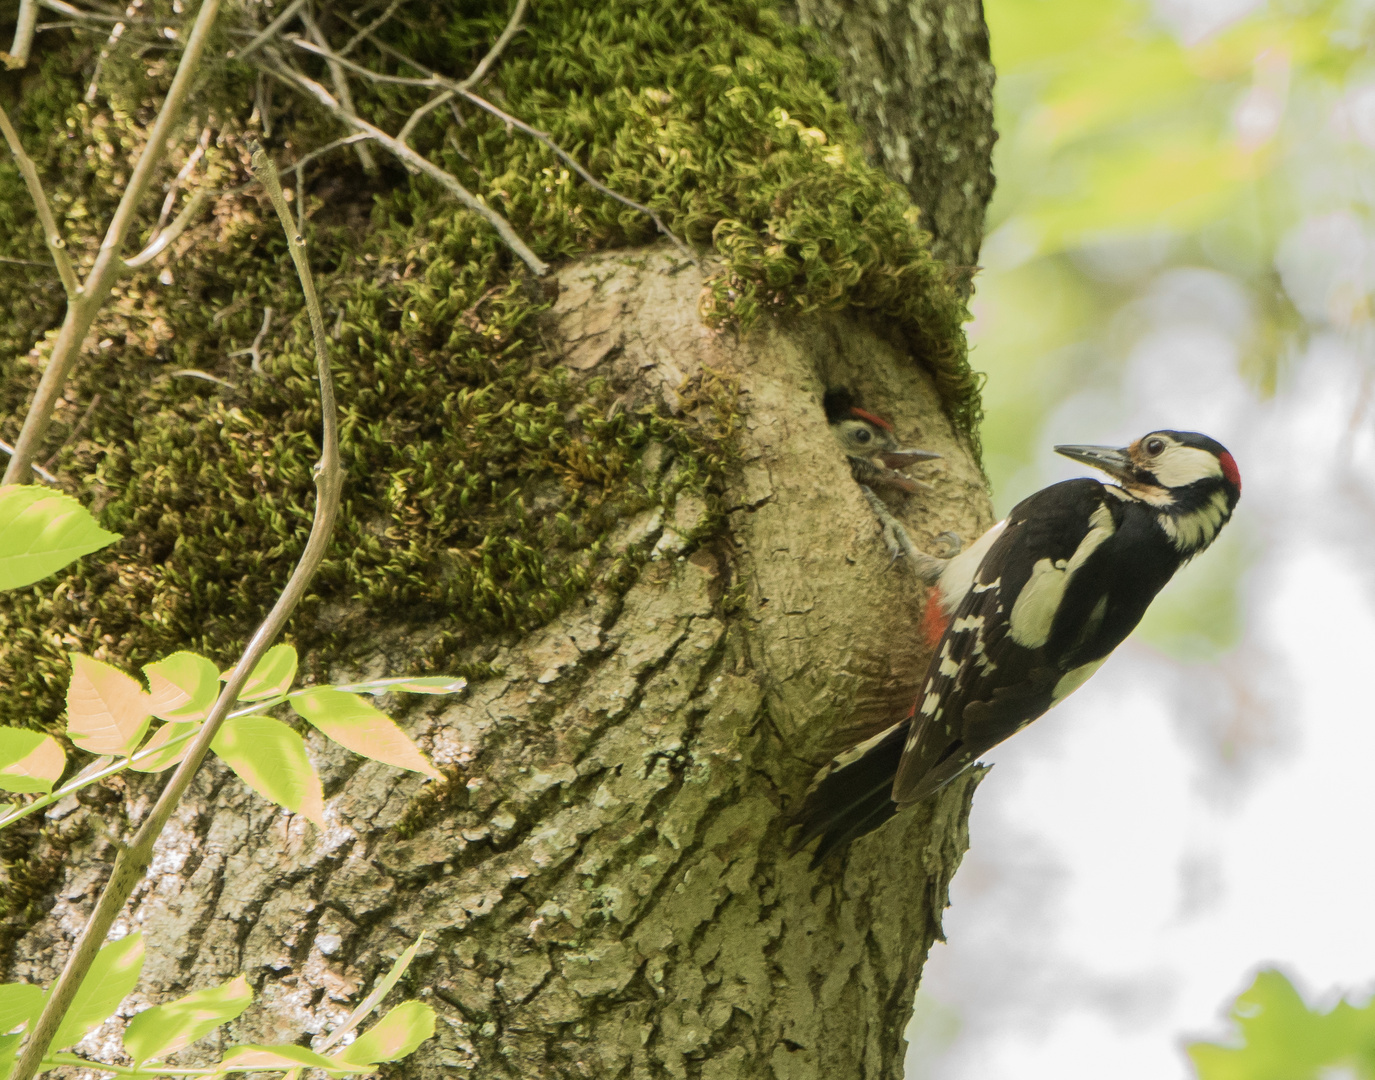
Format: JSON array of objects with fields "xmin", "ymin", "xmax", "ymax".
[
  {"xmin": 938, "ymin": 520, "xmax": 1007, "ymax": 614},
  {"xmin": 1008, "ymin": 502, "xmax": 1116, "ymax": 649},
  {"xmin": 1051, "ymin": 656, "xmax": 1108, "ymax": 703}
]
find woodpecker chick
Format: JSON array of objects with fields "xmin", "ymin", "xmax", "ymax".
[
  {"xmin": 824, "ymin": 388, "xmax": 941, "ymax": 497},
  {"xmin": 794, "ymin": 429, "xmax": 1242, "ymax": 863}
]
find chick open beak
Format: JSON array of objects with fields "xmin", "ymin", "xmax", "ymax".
[
  {"xmin": 879, "ymin": 449, "xmax": 941, "ymax": 469},
  {"xmin": 1053, "ymin": 443, "xmax": 1135, "ymax": 483}
]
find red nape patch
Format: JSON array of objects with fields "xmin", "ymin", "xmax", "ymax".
[
  {"xmin": 921, "ymin": 586, "xmax": 948, "ymax": 649},
  {"xmin": 848, "ymin": 406, "xmax": 894, "ymax": 433},
  {"xmin": 1219, "ymin": 451, "xmax": 1242, "ymax": 492}
]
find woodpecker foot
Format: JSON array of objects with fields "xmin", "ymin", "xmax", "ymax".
[
  {"xmin": 931, "ymin": 530, "xmax": 962, "ymax": 559},
  {"xmin": 860, "ymin": 487, "xmax": 951, "ymax": 583}
]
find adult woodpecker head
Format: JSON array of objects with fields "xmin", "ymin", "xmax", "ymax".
[
  {"xmin": 1054, "ymin": 430, "xmax": 1241, "ymax": 556},
  {"xmin": 794, "ymin": 428, "xmax": 1241, "ymax": 863}
]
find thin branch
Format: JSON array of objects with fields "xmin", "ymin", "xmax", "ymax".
[
  {"xmin": 169, "ymin": 368, "xmax": 238, "ymax": 388},
  {"xmin": 231, "ymin": 0, "xmax": 306, "ymax": 60},
  {"xmin": 263, "ymin": 58, "xmax": 548, "ymax": 276},
  {"xmin": 2, "ymin": 0, "xmax": 38, "ymax": 68},
  {"xmin": 0, "ymin": 440, "xmax": 59, "ymax": 484},
  {"xmin": 458, "ymin": 88, "xmax": 695, "ymax": 261},
  {"xmin": 2, "ymin": 0, "xmax": 223, "ymax": 487},
  {"xmin": 288, "ymin": 130, "xmax": 369, "ymax": 173},
  {"xmin": 84, "ymin": 19, "xmax": 125, "ymax": 103},
  {"xmin": 153, "ymin": 125, "xmax": 210, "ymax": 236},
  {"xmin": 227, "ymin": 306, "xmax": 274, "ymax": 371},
  {"xmin": 123, "ymin": 190, "xmax": 208, "ymax": 267},
  {"xmin": 300, "ymin": 4, "xmax": 376, "ymax": 173},
  {"xmin": 6, "ymin": 143, "xmax": 342, "ymax": 1080},
  {"xmin": 455, "ymin": 0, "xmax": 527, "ymax": 90},
  {"xmin": 292, "ymin": 12, "xmax": 694, "ymax": 259},
  {"xmin": 37, "ymin": 0, "xmax": 124, "ymax": 24},
  {"xmin": 337, "ymin": 0, "xmax": 403, "ymax": 57},
  {"xmin": 42, "ymin": 391, "xmax": 100, "ymax": 471},
  {"xmin": 0, "ymin": 104, "xmax": 81, "ymax": 296}
]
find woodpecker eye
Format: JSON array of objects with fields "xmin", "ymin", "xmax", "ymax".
[
  {"xmin": 1144, "ymin": 437, "xmax": 1165, "ymax": 456},
  {"xmin": 854, "ymin": 428, "xmax": 871, "ymax": 444}
]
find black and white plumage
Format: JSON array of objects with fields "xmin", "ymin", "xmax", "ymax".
[{"xmin": 795, "ymin": 430, "xmax": 1242, "ymax": 863}]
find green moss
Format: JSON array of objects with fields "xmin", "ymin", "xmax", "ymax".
[{"xmin": 0, "ymin": 0, "xmax": 976, "ymax": 734}]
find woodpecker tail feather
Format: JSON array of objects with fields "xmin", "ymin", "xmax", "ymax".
[{"xmin": 792, "ymin": 717, "xmax": 909, "ymax": 866}]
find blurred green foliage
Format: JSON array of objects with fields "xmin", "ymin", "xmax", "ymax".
[{"xmin": 1189, "ymin": 969, "xmax": 1375, "ymax": 1079}]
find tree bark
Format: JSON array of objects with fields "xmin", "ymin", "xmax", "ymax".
[{"xmin": 2, "ymin": 2, "xmax": 997, "ymax": 1077}]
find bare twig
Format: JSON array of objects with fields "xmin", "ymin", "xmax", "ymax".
[
  {"xmin": 170, "ymin": 368, "xmax": 238, "ymax": 388},
  {"xmin": 232, "ymin": 0, "xmax": 306, "ymax": 60},
  {"xmin": 228, "ymin": 306, "xmax": 274, "ymax": 371},
  {"xmin": 123, "ymin": 190, "xmax": 209, "ymax": 268},
  {"xmin": 301, "ymin": 4, "xmax": 377, "ymax": 173},
  {"xmin": 289, "ymin": 130, "xmax": 370, "ymax": 173},
  {"xmin": 0, "ymin": 440, "xmax": 59, "ymax": 484},
  {"xmin": 0, "ymin": 105, "xmax": 80, "ymax": 297},
  {"xmin": 84, "ymin": 19, "xmax": 125, "ymax": 103},
  {"xmin": 42, "ymin": 391, "xmax": 101, "ymax": 472},
  {"xmin": 38, "ymin": 0, "xmax": 124, "ymax": 24},
  {"xmin": 459, "ymin": 89, "xmax": 695, "ymax": 261},
  {"xmin": 263, "ymin": 58, "xmax": 549, "ymax": 275},
  {"xmin": 3, "ymin": 0, "xmax": 223, "ymax": 487},
  {"xmin": 337, "ymin": 0, "xmax": 403, "ymax": 57},
  {"xmin": 152, "ymin": 125, "xmax": 211, "ymax": 237},
  {"xmin": 290, "ymin": 8, "xmax": 695, "ymax": 259},
  {"xmin": 2, "ymin": 0, "xmax": 38, "ymax": 68},
  {"xmin": 6, "ymin": 144, "xmax": 342, "ymax": 1080}
]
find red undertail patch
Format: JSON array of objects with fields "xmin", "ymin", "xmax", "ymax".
[{"xmin": 921, "ymin": 585, "xmax": 948, "ymax": 649}]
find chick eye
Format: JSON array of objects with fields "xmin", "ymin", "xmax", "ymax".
[
  {"xmin": 1145, "ymin": 437, "xmax": 1165, "ymax": 456},
  {"xmin": 854, "ymin": 428, "xmax": 871, "ymax": 443}
]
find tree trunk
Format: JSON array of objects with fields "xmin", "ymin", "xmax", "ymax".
[{"xmin": 0, "ymin": 2, "xmax": 996, "ymax": 1077}]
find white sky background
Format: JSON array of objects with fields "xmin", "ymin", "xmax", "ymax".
[{"xmin": 904, "ymin": 1, "xmax": 1375, "ymax": 1076}]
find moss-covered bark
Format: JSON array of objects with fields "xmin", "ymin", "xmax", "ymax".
[{"xmin": 0, "ymin": 0, "xmax": 996, "ymax": 1075}]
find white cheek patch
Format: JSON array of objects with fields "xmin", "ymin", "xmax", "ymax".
[
  {"xmin": 1159, "ymin": 488, "xmax": 1232, "ymax": 553},
  {"xmin": 1149, "ymin": 445, "xmax": 1223, "ymax": 488},
  {"xmin": 1052, "ymin": 656, "xmax": 1108, "ymax": 703},
  {"xmin": 938, "ymin": 520, "xmax": 1007, "ymax": 614},
  {"xmin": 1009, "ymin": 503, "xmax": 1115, "ymax": 649}
]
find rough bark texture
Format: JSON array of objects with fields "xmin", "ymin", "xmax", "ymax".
[
  {"xmin": 2, "ymin": 1, "xmax": 999, "ymax": 1076},
  {"xmin": 10, "ymin": 249, "xmax": 994, "ymax": 1078},
  {"xmin": 792, "ymin": 0, "xmax": 997, "ymax": 274}
]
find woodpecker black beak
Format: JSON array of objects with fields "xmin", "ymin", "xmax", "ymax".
[{"xmin": 1054, "ymin": 443, "xmax": 1135, "ymax": 483}]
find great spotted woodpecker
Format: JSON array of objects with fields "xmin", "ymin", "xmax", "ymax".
[
  {"xmin": 824, "ymin": 388, "xmax": 942, "ymax": 496},
  {"xmin": 795, "ymin": 430, "xmax": 1242, "ymax": 863}
]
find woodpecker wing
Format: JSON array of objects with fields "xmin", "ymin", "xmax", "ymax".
[{"xmin": 891, "ymin": 479, "xmax": 1123, "ymax": 805}]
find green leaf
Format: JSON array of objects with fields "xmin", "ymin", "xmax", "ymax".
[
  {"xmin": 1188, "ymin": 969, "xmax": 1375, "ymax": 1080},
  {"xmin": 290, "ymin": 689, "xmax": 442, "ymax": 780},
  {"xmin": 0, "ymin": 983, "xmax": 42, "ymax": 1033},
  {"xmin": 226, "ymin": 644, "xmax": 298, "ymax": 701},
  {"xmin": 145, "ymin": 652, "xmax": 221, "ymax": 722},
  {"xmin": 65, "ymin": 654, "xmax": 152, "ymax": 758},
  {"xmin": 211, "ymin": 716, "xmax": 324, "ymax": 825},
  {"xmin": 333, "ymin": 1001, "xmax": 435, "ymax": 1066},
  {"xmin": 217, "ymin": 1043, "xmax": 366, "ymax": 1072},
  {"xmin": 49, "ymin": 933, "xmax": 144, "ymax": 1050},
  {"xmin": 0, "ymin": 729, "xmax": 64, "ymax": 794},
  {"xmin": 127, "ymin": 722, "xmax": 201, "ymax": 774},
  {"xmin": 321, "ymin": 935, "xmax": 426, "ymax": 1054},
  {"xmin": 0, "ymin": 486, "xmax": 119, "ymax": 591},
  {"xmin": 331, "ymin": 676, "xmax": 467, "ymax": 696},
  {"xmin": 0, "ymin": 1032, "xmax": 20, "ymax": 1080},
  {"xmin": 123, "ymin": 974, "xmax": 253, "ymax": 1066}
]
